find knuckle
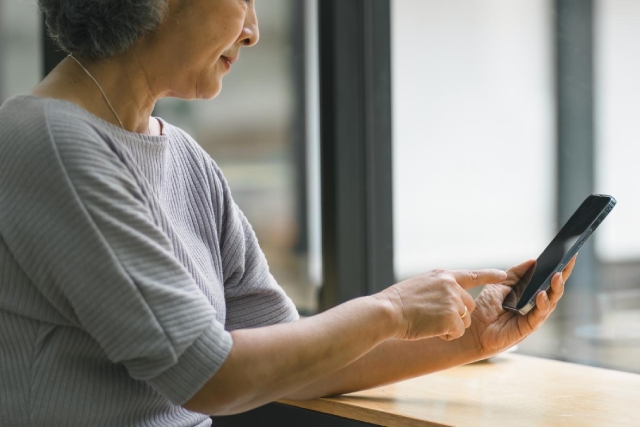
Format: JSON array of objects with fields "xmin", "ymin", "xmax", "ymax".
[
  {"xmin": 431, "ymin": 269, "xmax": 448, "ymax": 281},
  {"xmin": 438, "ymin": 270, "xmax": 455, "ymax": 283},
  {"xmin": 450, "ymin": 309, "xmax": 462, "ymax": 322},
  {"xmin": 446, "ymin": 289, "xmax": 458, "ymax": 301},
  {"xmin": 450, "ymin": 302, "xmax": 461, "ymax": 315},
  {"xmin": 443, "ymin": 275, "xmax": 458, "ymax": 288}
]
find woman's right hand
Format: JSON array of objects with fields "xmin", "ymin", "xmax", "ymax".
[{"xmin": 373, "ymin": 269, "xmax": 507, "ymax": 341}]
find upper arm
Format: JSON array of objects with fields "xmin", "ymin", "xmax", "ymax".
[
  {"xmin": 224, "ymin": 206, "xmax": 299, "ymax": 329},
  {"xmin": 0, "ymin": 109, "xmax": 232, "ymax": 405},
  {"xmin": 204, "ymin": 157, "xmax": 299, "ymax": 330}
]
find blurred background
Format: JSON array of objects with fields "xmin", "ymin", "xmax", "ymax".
[
  {"xmin": 1, "ymin": 0, "xmax": 638, "ymax": 374},
  {"xmin": 391, "ymin": 0, "xmax": 640, "ymax": 374}
]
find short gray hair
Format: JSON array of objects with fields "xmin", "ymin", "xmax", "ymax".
[{"xmin": 39, "ymin": 0, "xmax": 168, "ymax": 60}]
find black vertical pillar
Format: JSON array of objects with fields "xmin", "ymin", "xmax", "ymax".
[
  {"xmin": 555, "ymin": 0, "xmax": 597, "ymax": 360},
  {"xmin": 318, "ymin": 0, "xmax": 394, "ymax": 310},
  {"xmin": 291, "ymin": 0, "xmax": 309, "ymax": 255},
  {"xmin": 0, "ymin": 0, "xmax": 5, "ymax": 103}
]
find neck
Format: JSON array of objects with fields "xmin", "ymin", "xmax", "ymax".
[{"xmin": 32, "ymin": 50, "xmax": 164, "ymax": 135}]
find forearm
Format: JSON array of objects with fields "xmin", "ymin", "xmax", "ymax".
[
  {"xmin": 284, "ymin": 332, "xmax": 483, "ymax": 400},
  {"xmin": 184, "ymin": 295, "xmax": 396, "ymax": 415}
]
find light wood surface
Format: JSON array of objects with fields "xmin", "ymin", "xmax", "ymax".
[{"xmin": 280, "ymin": 353, "xmax": 640, "ymax": 426}]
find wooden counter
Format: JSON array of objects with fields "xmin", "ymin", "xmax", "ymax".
[
  {"xmin": 282, "ymin": 353, "xmax": 640, "ymax": 426},
  {"xmin": 215, "ymin": 353, "xmax": 640, "ymax": 426}
]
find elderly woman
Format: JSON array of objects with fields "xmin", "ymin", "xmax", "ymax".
[{"xmin": 0, "ymin": 0, "xmax": 574, "ymax": 426}]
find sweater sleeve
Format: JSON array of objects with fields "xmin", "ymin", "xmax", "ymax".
[
  {"xmin": 223, "ymin": 206, "xmax": 300, "ymax": 329},
  {"xmin": 206, "ymin": 159, "xmax": 299, "ymax": 330},
  {"xmin": 0, "ymin": 103, "xmax": 231, "ymax": 405}
]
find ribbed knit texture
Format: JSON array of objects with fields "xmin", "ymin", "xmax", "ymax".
[{"xmin": 0, "ymin": 95, "xmax": 299, "ymax": 426}]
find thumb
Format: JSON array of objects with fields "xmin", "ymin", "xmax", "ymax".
[{"xmin": 451, "ymin": 269, "xmax": 508, "ymax": 290}]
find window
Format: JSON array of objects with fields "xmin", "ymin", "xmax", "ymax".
[
  {"xmin": 154, "ymin": 0, "xmax": 320, "ymax": 314},
  {"xmin": 587, "ymin": 0, "xmax": 640, "ymax": 371},
  {"xmin": 392, "ymin": 0, "xmax": 555, "ymax": 277},
  {"xmin": 392, "ymin": 0, "xmax": 639, "ymax": 373},
  {"xmin": 0, "ymin": 0, "xmax": 41, "ymax": 102}
]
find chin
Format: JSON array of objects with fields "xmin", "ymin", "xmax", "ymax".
[{"xmin": 197, "ymin": 81, "xmax": 223, "ymax": 100}]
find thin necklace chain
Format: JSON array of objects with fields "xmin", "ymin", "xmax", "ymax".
[{"xmin": 68, "ymin": 53, "xmax": 151, "ymax": 135}]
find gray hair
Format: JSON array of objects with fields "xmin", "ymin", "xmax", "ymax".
[{"xmin": 39, "ymin": 0, "xmax": 169, "ymax": 60}]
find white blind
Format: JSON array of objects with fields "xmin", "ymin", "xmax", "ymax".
[
  {"xmin": 392, "ymin": 0, "xmax": 555, "ymax": 278},
  {"xmin": 595, "ymin": 0, "xmax": 640, "ymax": 262}
]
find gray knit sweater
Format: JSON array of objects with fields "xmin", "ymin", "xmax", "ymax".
[{"xmin": 0, "ymin": 95, "xmax": 298, "ymax": 426}]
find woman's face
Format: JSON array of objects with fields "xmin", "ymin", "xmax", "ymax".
[{"xmin": 153, "ymin": 0, "xmax": 259, "ymax": 100}]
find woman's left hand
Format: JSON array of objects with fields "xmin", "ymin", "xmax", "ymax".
[{"xmin": 466, "ymin": 256, "xmax": 576, "ymax": 359}]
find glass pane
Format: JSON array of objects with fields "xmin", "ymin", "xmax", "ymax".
[
  {"xmin": 0, "ymin": 0, "xmax": 41, "ymax": 102},
  {"xmin": 392, "ymin": 0, "xmax": 555, "ymax": 278},
  {"xmin": 392, "ymin": 0, "xmax": 639, "ymax": 374},
  {"xmin": 591, "ymin": 0, "xmax": 640, "ymax": 372},
  {"xmin": 155, "ymin": 0, "xmax": 318, "ymax": 314},
  {"xmin": 596, "ymin": 0, "xmax": 640, "ymax": 261}
]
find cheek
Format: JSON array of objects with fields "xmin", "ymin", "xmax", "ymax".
[
  {"xmin": 209, "ymin": 8, "xmax": 247, "ymax": 46},
  {"xmin": 194, "ymin": 67, "xmax": 224, "ymax": 100}
]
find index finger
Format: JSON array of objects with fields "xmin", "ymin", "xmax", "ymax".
[{"xmin": 450, "ymin": 269, "xmax": 508, "ymax": 290}]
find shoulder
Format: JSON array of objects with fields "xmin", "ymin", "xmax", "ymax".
[
  {"xmin": 0, "ymin": 95, "xmax": 119, "ymax": 157},
  {"xmin": 0, "ymin": 95, "xmax": 52, "ymax": 143},
  {"xmin": 162, "ymin": 120, "xmax": 231, "ymax": 194},
  {"xmin": 163, "ymin": 121, "xmax": 218, "ymax": 169},
  {"xmin": 0, "ymin": 96, "xmax": 142, "ymax": 200}
]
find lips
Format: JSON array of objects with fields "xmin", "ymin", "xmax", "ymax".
[
  {"xmin": 221, "ymin": 55, "xmax": 238, "ymax": 70},
  {"xmin": 222, "ymin": 55, "xmax": 238, "ymax": 65}
]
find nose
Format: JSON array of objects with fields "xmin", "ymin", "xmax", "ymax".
[{"xmin": 239, "ymin": 6, "xmax": 259, "ymax": 47}]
